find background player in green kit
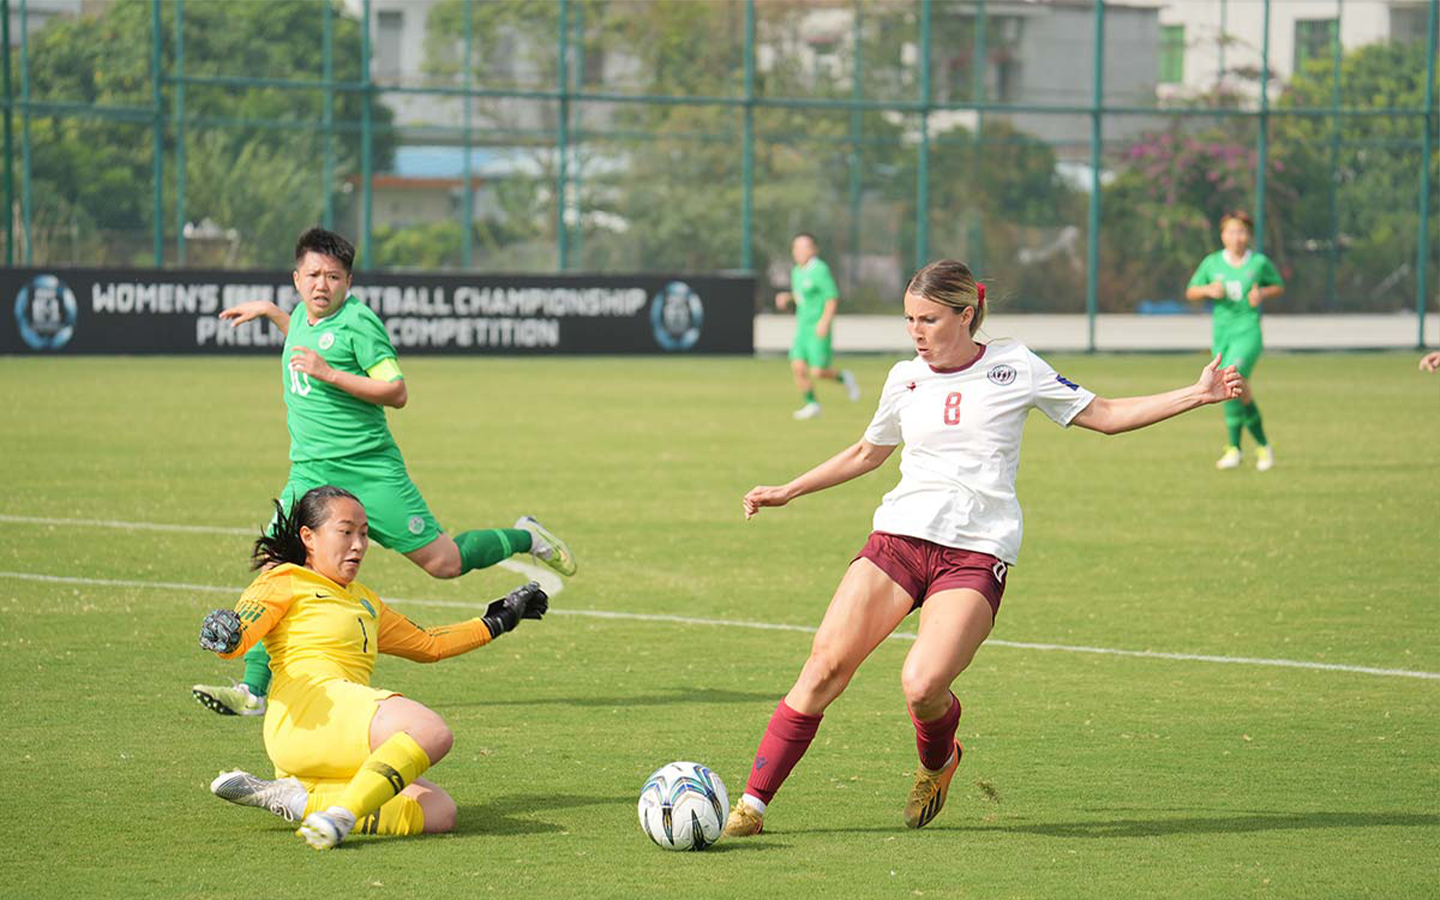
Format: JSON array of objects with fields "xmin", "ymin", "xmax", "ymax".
[
  {"xmin": 192, "ymin": 228, "xmax": 576, "ymax": 716},
  {"xmin": 776, "ymin": 233, "xmax": 860, "ymax": 420},
  {"xmin": 1185, "ymin": 210, "xmax": 1284, "ymax": 471}
]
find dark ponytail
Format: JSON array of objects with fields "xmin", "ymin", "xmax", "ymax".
[{"xmin": 251, "ymin": 485, "xmax": 361, "ymax": 570}]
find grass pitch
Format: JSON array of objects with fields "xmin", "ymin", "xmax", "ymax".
[{"xmin": 1, "ymin": 351, "xmax": 1436, "ymax": 899}]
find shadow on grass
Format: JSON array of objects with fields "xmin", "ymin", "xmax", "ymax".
[
  {"xmin": 801, "ymin": 811, "xmax": 1439, "ymax": 838},
  {"xmin": 451, "ymin": 793, "xmax": 631, "ymax": 836},
  {"xmin": 432, "ymin": 687, "xmax": 779, "ymax": 710},
  {"xmin": 450, "ymin": 793, "xmax": 792, "ymax": 850}
]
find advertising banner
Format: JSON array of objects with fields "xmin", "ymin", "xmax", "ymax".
[{"xmin": 0, "ymin": 268, "xmax": 754, "ymax": 355}]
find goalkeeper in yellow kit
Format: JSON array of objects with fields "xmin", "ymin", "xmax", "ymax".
[{"xmin": 199, "ymin": 485, "xmax": 548, "ymax": 849}]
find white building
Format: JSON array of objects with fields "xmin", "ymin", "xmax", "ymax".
[{"xmin": 1133, "ymin": 0, "xmax": 1434, "ymax": 102}]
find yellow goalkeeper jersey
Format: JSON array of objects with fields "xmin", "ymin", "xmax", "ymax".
[{"xmin": 219, "ymin": 563, "xmax": 493, "ymax": 688}]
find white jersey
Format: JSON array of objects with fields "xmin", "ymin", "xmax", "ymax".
[{"xmin": 862, "ymin": 342, "xmax": 1096, "ymax": 564}]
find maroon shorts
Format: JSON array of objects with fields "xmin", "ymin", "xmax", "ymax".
[{"xmin": 854, "ymin": 531, "xmax": 1009, "ymax": 619}]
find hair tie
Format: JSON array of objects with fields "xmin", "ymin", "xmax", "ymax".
[{"xmin": 976, "ymin": 282, "xmax": 986, "ymax": 308}]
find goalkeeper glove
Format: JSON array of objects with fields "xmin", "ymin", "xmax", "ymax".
[
  {"xmin": 199, "ymin": 608, "xmax": 243, "ymax": 653},
  {"xmin": 482, "ymin": 581, "xmax": 548, "ymax": 639}
]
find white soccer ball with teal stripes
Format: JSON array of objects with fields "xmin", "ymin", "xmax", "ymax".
[{"xmin": 637, "ymin": 761, "xmax": 729, "ymax": 851}]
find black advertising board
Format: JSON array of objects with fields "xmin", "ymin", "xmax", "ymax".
[{"xmin": 0, "ymin": 267, "xmax": 755, "ymax": 355}]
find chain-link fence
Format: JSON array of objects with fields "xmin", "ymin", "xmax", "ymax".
[{"xmin": 3, "ymin": 0, "xmax": 1436, "ymax": 340}]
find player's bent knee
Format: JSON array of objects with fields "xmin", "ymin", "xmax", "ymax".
[
  {"xmin": 900, "ymin": 669, "xmax": 955, "ymax": 709},
  {"xmin": 411, "ymin": 716, "xmax": 454, "ymax": 763},
  {"xmin": 796, "ymin": 648, "xmax": 856, "ymax": 697},
  {"xmin": 419, "ymin": 788, "xmax": 457, "ymax": 833}
]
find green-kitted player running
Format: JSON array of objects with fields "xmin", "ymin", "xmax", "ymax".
[
  {"xmin": 192, "ymin": 228, "xmax": 576, "ymax": 716},
  {"xmin": 776, "ymin": 233, "xmax": 860, "ymax": 420},
  {"xmin": 1185, "ymin": 210, "xmax": 1284, "ymax": 470}
]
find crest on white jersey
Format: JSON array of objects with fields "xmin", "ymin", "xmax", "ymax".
[{"xmin": 987, "ymin": 364, "xmax": 1017, "ymax": 386}]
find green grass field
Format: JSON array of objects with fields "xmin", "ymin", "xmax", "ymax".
[{"xmin": 1, "ymin": 352, "xmax": 1437, "ymax": 900}]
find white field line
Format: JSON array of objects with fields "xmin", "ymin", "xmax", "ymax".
[
  {"xmin": 0, "ymin": 566, "xmax": 1436, "ymax": 682},
  {"xmin": 0, "ymin": 513, "xmax": 564, "ymax": 596}
]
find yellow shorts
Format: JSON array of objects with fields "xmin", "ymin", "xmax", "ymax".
[{"xmin": 263, "ymin": 675, "xmax": 399, "ymax": 781}]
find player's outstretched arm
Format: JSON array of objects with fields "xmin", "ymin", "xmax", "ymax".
[
  {"xmin": 1071, "ymin": 354, "xmax": 1242, "ymax": 436},
  {"xmin": 1419, "ymin": 351, "xmax": 1440, "ymax": 373},
  {"xmin": 378, "ymin": 582, "xmax": 549, "ymax": 663},
  {"xmin": 743, "ymin": 440, "xmax": 896, "ymax": 519},
  {"xmin": 219, "ymin": 300, "xmax": 290, "ymax": 334}
]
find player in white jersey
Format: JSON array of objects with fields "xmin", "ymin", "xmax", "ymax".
[{"xmin": 723, "ymin": 259, "xmax": 1243, "ymax": 837}]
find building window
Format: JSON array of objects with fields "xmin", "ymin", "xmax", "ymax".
[
  {"xmin": 1159, "ymin": 24, "xmax": 1184, "ymax": 84},
  {"xmin": 376, "ymin": 11, "xmax": 403, "ymax": 82},
  {"xmin": 1389, "ymin": 5, "xmax": 1430, "ymax": 44},
  {"xmin": 1294, "ymin": 19, "xmax": 1337, "ymax": 73}
]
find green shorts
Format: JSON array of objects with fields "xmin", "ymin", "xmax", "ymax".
[
  {"xmin": 1213, "ymin": 328, "xmax": 1263, "ymax": 380},
  {"xmin": 278, "ymin": 447, "xmax": 442, "ymax": 553},
  {"xmin": 789, "ymin": 324, "xmax": 834, "ymax": 369}
]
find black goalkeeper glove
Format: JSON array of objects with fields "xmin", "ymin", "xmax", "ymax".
[
  {"xmin": 481, "ymin": 581, "xmax": 548, "ymax": 639},
  {"xmin": 199, "ymin": 608, "xmax": 243, "ymax": 654}
]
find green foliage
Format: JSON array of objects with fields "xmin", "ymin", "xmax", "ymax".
[
  {"xmin": 1274, "ymin": 41, "xmax": 1438, "ymax": 310},
  {"xmin": 1102, "ymin": 39, "xmax": 1436, "ymax": 311},
  {"xmin": 21, "ymin": 0, "xmax": 395, "ymax": 265},
  {"xmin": 418, "ymin": 1, "xmax": 1077, "ymax": 308},
  {"xmin": 371, "ymin": 220, "xmax": 466, "ymax": 270}
]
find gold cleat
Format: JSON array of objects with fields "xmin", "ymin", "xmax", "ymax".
[
  {"xmin": 723, "ymin": 799, "xmax": 765, "ymax": 837},
  {"xmin": 904, "ymin": 742, "xmax": 961, "ymax": 830}
]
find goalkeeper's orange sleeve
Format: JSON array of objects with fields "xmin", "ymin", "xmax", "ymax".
[
  {"xmin": 218, "ymin": 572, "xmax": 295, "ymax": 660},
  {"xmin": 376, "ymin": 606, "xmax": 493, "ymax": 663}
]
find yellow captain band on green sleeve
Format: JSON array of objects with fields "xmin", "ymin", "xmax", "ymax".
[{"xmin": 367, "ymin": 358, "xmax": 403, "ymax": 382}]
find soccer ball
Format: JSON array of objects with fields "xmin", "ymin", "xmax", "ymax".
[{"xmin": 637, "ymin": 761, "xmax": 729, "ymax": 851}]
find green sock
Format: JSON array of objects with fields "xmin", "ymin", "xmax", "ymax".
[
  {"xmin": 242, "ymin": 642, "xmax": 272, "ymax": 697},
  {"xmin": 1223, "ymin": 399, "xmax": 1244, "ymax": 449},
  {"xmin": 454, "ymin": 528, "xmax": 533, "ymax": 574},
  {"xmin": 804, "ymin": 390, "xmax": 817, "ymax": 404},
  {"xmin": 1243, "ymin": 401, "xmax": 1267, "ymax": 447}
]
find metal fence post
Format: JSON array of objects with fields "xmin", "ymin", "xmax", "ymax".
[
  {"xmin": 360, "ymin": 0, "xmax": 372, "ymax": 270},
  {"xmin": 847, "ymin": 0, "xmax": 862, "ymax": 291},
  {"xmin": 323, "ymin": 0, "xmax": 335, "ymax": 231},
  {"xmin": 970, "ymin": 0, "xmax": 986, "ymax": 272},
  {"xmin": 916, "ymin": 0, "xmax": 931, "ymax": 273},
  {"xmin": 1254, "ymin": 0, "xmax": 1270, "ymax": 254},
  {"xmin": 18, "ymin": 0, "xmax": 29, "ymax": 264},
  {"xmin": 461, "ymin": 0, "xmax": 473, "ymax": 269},
  {"xmin": 1085, "ymin": 0, "xmax": 1105, "ymax": 352},
  {"xmin": 1325, "ymin": 1, "xmax": 1341, "ymax": 309},
  {"xmin": 742, "ymin": 0, "xmax": 754, "ymax": 272},
  {"xmin": 1418, "ymin": 0, "xmax": 1438, "ymax": 346},
  {"xmin": 151, "ymin": 0, "xmax": 163, "ymax": 266},
  {"xmin": 572, "ymin": 0, "xmax": 583, "ymax": 266},
  {"xmin": 2, "ymin": 0, "xmax": 13, "ymax": 266},
  {"xmin": 557, "ymin": 0, "xmax": 569, "ymax": 271},
  {"xmin": 173, "ymin": 0, "xmax": 185, "ymax": 265}
]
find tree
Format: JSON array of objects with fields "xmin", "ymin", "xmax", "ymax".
[
  {"xmin": 21, "ymin": 0, "xmax": 395, "ymax": 266},
  {"xmin": 1275, "ymin": 40, "xmax": 1438, "ymax": 311}
]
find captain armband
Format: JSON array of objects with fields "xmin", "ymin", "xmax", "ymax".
[{"xmin": 367, "ymin": 358, "xmax": 403, "ymax": 383}]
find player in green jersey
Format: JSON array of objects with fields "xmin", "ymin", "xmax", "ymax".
[
  {"xmin": 191, "ymin": 228, "xmax": 576, "ymax": 716},
  {"xmin": 776, "ymin": 233, "xmax": 860, "ymax": 420},
  {"xmin": 1185, "ymin": 210, "xmax": 1284, "ymax": 471}
]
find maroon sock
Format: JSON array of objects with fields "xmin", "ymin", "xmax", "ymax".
[
  {"xmin": 744, "ymin": 699, "xmax": 823, "ymax": 804},
  {"xmin": 910, "ymin": 693, "xmax": 962, "ymax": 771}
]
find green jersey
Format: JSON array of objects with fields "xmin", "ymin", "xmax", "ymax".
[
  {"xmin": 1188, "ymin": 250, "xmax": 1282, "ymax": 336},
  {"xmin": 790, "ymin": 257, "xmax": 839, "ymax": 329},
  {"xmin": 282, "ymin": 296, "xmax": 401, "ymax": 462}
]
